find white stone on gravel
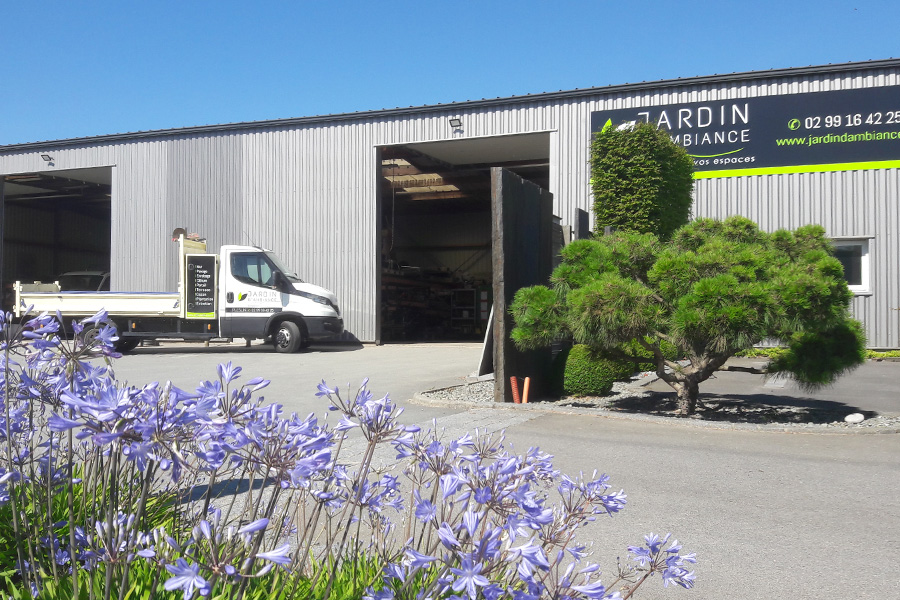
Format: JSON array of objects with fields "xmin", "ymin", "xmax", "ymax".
[{"xmin": 844, "ymin": 413, "xmax": 865, "ymax": 423}]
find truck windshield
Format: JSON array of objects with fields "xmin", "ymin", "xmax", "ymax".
[
  {"xmin": 230, "ymin": 252, "xmax": 302, "ymax": 287},
  {"xmin": 265, "ymin": 252, "xmax": 303, "ymax": 282}
]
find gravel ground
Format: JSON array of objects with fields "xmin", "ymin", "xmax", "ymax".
[{"xmin": 419, "ymin": 378, "xmax": 900, "ymax": 432}]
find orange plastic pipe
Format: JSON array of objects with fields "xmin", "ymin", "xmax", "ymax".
[
  {"xmin": 510, "ymin": 376, "xmax": 521, "ymax": 404},
  {"xmin": 522, "ymin": 377, "xmax": 531, "ymax": 404}
]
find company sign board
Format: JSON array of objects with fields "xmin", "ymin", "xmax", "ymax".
[{"xmin": 590, "ymin": 86, "xmax": 900, "ymax": 178}]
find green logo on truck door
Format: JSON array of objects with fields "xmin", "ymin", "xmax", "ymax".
[{"xmin": 237, "ymin": 290, "xmax": 279, "ymax": 302}]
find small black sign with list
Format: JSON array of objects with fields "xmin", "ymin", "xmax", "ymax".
[{"xmin": 186, "ymin": 254, "xmax": 217, "ymax": 319}]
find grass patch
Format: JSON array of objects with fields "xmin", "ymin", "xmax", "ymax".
[{"xmin": 736, "ymin": 347, "xmax": 900, "ymax": 360}]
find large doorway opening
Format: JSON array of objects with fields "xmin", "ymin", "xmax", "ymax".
[
  {"xmin": 378, "ymin": 133, "xmax": 550, "ymax": 342},
  {"xmin": 1, "ymin": 167, "xmax": 112, "ymax": 309}
]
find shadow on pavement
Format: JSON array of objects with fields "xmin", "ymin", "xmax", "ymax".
[
  {"xmin": 126, "ymin": 341, "xmax": 365, "ymax": 356},
  {"xmin": 181, "ymin": 476, "xmax": 269, "ymax": 504},
  {"xmin": 563, "ymin": 391, "xmax": 879, "ymax": 424}
]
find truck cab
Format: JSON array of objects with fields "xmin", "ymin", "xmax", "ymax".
[{"xmin": 218, "ymin": 246, "xmax": 343, "ymax": 352}]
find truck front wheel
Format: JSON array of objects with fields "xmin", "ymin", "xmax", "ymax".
[{"xmin": 273, "ymin": 321, "xmax": 302, "ymax": 353}]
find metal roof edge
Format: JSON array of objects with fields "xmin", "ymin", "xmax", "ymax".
[{"xmin": 3, "ymin": 58, "xmax": 899, "ymax": 153}]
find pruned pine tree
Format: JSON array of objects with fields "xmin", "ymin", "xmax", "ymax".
[{"xmin": 510, "ymin": 216, "xmax": 866, "ymax": 415}]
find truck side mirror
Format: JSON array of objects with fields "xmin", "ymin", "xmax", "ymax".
[{"xmin": 275, "ymin": 271, "xmax": 291, "ymax": 292}]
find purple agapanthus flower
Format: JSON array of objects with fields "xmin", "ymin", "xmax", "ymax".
[
  {"xmin": 0, "ymin": 318, "xmax": 700, "ymax": 600},
  {"xmin": 164, "ymin": 558, "xmax": 211, "ymax": 600},
  {"xmin": 663, "ymin": 565, "xmax": 696, "ymax": 589},
  {"xmin": 47, "ymin": 414, "xmax": 81, "ymax": 432},
  {"xmin": 404, "ymin": 547, "xmax": 437, "ymax": 569},
  {"xmin": 473, "ymin": 486, "xmax": 492, "ymax": 504},
  {"xmin": 256, "ymin": 544, "xmax": 292, "ymax": 566},
  {"xmin": 440, "ymin": 471, "xmax": 466, "ymax": 499},
  {"xmin": 462, "ymin": 509, "xmax": 482, "ymax": 537},
  {"xmin": 449, "ymin": 555, "xmax": 489, "ymax": 599},
  {"xmin": 316, "ymin": 380, "xmax": 338, "ymax": 397},
  {"xmin": 571, "ymin": 579, "xmax": 609, "ymax": 599},
  {"xmin": 217, "ymin": 361, "xmax": 242, "ymax": 384},
  {"xmin": 437, "ymin": 522, "xmax": 461, "ymax": 549},
  {"xmin": 508, "ymin": 538, "xmax": 551, "ymax": 572},
  {"xmin": 238, "ymin": 518, "xmax": 269, "ymax": 534},
  {"xmin": 413, "ymin": 490, "xmax": 436, "ymax": 522},
  {"xmin": 363, "ymin": 588, "xmax": 394, "ymax": 600}
]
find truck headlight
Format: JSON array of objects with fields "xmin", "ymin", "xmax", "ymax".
[{"xmin": 297, "ymin": 291, "xmax": 337, "ymax": 311}]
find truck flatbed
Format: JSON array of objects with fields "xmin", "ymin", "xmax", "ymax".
[{"xmin": 16, "ymin": 289, "xmax": 182, "ymax": 318}]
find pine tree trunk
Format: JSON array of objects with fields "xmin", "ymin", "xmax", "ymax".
[{"xmin": 674, "ymin": 378, "xmax": 700, "ymax": 415}]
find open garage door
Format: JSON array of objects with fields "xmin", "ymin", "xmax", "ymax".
[
  {"xmin": 377, "ymin": 133, "xmax": 550, "ymax": 343},
  {"xmin": 1, "ymin": 167, "xmax": 112, "ymax": 310}
]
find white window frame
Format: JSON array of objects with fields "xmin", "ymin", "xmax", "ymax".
[{"xmin": 831, "ymin": 237, "xmax": 872, "ymax": 295}]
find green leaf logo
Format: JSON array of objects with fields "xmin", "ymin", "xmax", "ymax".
[
  {"xmin": 601, "ymin": 118, "xmax": 613, "ymax": 133},
  {"xmin": 238, "ymin": 293, "xmax": 247, "ymax": 301}
]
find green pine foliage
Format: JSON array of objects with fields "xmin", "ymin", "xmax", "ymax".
[
  {"xmin": 510, "ymin": 216, "xmax": 867, "ymax": 414},
  {"xmin": 590, "ymin": 122, "xmax": 695, "ymax": 240},
  {"xmin": 769, "ymin": 320, "xmax": 868, "ymax": 391}
]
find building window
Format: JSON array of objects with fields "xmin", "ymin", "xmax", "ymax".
[{"xmin": 832, "ymin": 239, "xmax": 870, "ymax": 294}]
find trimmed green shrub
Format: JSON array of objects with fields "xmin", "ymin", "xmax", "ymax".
[
  {"xmin": 739, "ymin": 347, "xmax": 900, "ymax": 361},
  {"xmin": 590, "ymin": 121, "xmax": 694, "ymax": 241},
  {"xmin": 735, "ymin": 347, "xmax": 789, "ymax": 359},
  {"xmin": 563, "ymin": 344, "xmax": 623, "ymax": 396}
]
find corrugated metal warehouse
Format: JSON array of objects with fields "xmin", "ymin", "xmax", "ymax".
[{"xmin": 1, "ymin": 58, "xmax": 899, "ymax": 346}]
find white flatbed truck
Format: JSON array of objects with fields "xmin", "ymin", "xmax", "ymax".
[{"xmin": 14, "ymin": 234, "xmax": 343, "ymax": 353}]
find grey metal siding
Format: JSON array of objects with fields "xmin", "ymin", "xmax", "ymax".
[
  {"xmin": 166, "ymin": 134, "xmax": 244, "ymax": 289},
  {"xmin": 240, "ymin": 123, "xmax": 382, "ymax": 341},
  {"xmin": 1, "ymin": 62, "xmax": 898, "ymax": 344},
  {"xmin": 109, "ymin": 141, "xmax": 170, "ymax": 292}
]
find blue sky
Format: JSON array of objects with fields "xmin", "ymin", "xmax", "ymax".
[{"xmin": 1, "ymin": 0, "xmax": 895, "ymax": 145}]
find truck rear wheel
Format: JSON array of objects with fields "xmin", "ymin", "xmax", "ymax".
[
  {"xmin": 273, "ymin": 321, "xmax": 302, "ymax": 353},
  {"xmin": 79, "ymin": 318, "xmax": 117, "ymax": 348}
]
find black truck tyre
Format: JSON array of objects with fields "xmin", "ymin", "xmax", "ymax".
[
  {"xmin": 273, "ymin": 321, "xmax": 302, "ymax": 353},
  {"xmin": 79, "ymin": 318, "xmax": 133, "ymax": 351},
  {"xmin": 79, "ymin": 319, "xmax": 113, "ymax": 347},
  {"xmin": 116, "ymin": 337, "xmax": 140, "ymax": 353}
]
